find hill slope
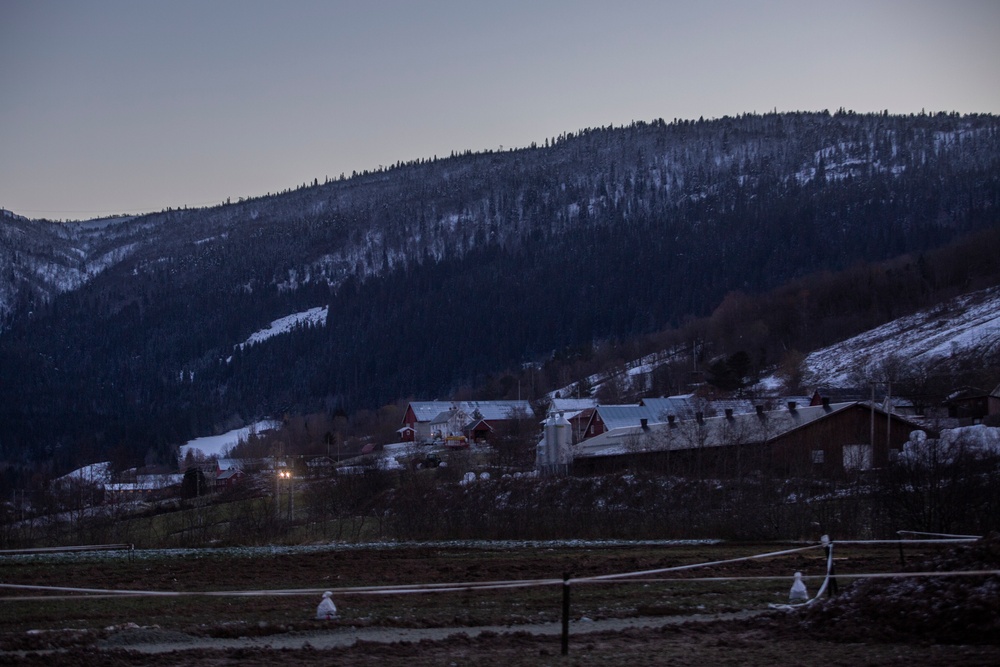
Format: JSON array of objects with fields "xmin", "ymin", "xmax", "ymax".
[
  {"xmin": 1, "ymin": 110, "xmax": 999, "ymax": 472},
  {"xmin": 801, "ymin": 285, "xmax": 1000, "ymax": 388}
]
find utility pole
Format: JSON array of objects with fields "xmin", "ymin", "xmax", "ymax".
[
  {"xmin": 870, "ymin": 382, "xmax": 875, "ymax": 449},
  {"xmin": 886, "ymin": 381, "xmax": 892, "ymax": 452}
]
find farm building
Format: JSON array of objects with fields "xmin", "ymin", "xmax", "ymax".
[
  {"xmin": 945, "ymin": 383, "xmax": 1000, "ymax": 424},
  {"xmin": 572, "ymin": 400, "xmax": 932, "ymax": 478},
  {"xmin": 582, "ymin": 395, "xmax": 761, "ymax": 440},
  {"xmin": 546, "ymin": 397, "xmax": 598, "ymax": 443},
  {"xmin": 399, "ymin": 400, "xmax": 533, "ymax": 443}
]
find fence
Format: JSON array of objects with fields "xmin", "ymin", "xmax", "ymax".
[{"xmin": 2, "ymin": 533, "xmax": 995, "ymax": 656}]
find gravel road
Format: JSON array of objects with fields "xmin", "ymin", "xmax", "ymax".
[{"xmin": 95, "ymin": 610, "xmax": 769, "ymax": 654}]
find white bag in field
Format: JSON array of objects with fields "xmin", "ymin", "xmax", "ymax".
[
  {"xmin": 316, "ymin": 591, "xmax": 338, "ymax": 619},
  {"xmin": 789, "ymin": 571, "xmax": 808, "ymax": 602}
]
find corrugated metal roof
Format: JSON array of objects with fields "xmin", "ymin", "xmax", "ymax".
[
  {"xmin": 639, "ymin": 396, "xmax": 695, "ymax": 419},
  {"xmin": 408, "ymin": 400, "xmax": 532, "ymax": 422},
  {"xmin": 592, "ymin": 404, "xmax": 663, "ymax": 431},
  {"xmin": 576, "ymin": 401, "xmax": 862, "ymax": 457},
  {"xmin": 407, "ymin": 401, "xmax": 456, "ymax": 421},
  {"xmin": 548, "ymin": 398, "xmax": 599, "ymax": 415},
  {"xmin": 640, "ymin": 395, "xmax": 760, "ymax": 420}
]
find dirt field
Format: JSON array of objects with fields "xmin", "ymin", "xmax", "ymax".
[{"xmin": 2, "ymin": 539, "xmax": 998, "ymax": 665}]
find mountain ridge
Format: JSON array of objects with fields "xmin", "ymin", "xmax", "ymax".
[{"xmin": 1, "ymin": 110, "xmax": 998, "ymax": 474}]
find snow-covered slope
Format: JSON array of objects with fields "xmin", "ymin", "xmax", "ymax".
[
  {"xmin": 228, "ymin": 306, "xmax": 328, "ymax": 361},
  {"xmin": 801, "ymin": 286, "xmax": 1000, "ymax": 387},
  {"xmin": 178, "ymin": 420, "xmax": 280, "ymax": 461}
]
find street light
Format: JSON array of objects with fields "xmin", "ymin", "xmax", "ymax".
[
  {"xmin": 276, "ymin": 469, "xmax": 294, "ymax": 520},
  {"xmin": 275, "ymin": 468, "xmax": 291, "ymax": 518}
]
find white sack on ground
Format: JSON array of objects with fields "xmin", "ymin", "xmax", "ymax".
[
  {"xmin": 316, "ymin": 591, "xmax": 337, "ymax": 620},
  {"xmin": 789, "ymin": 571, "xmax": 809, "ymax": 602}
]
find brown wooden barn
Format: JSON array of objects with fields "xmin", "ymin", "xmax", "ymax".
[
  {"xmin": 946, "ymin": 384, "xmax": 1000, "ymax": 424},
  {"xmin": 572, "ymin": 400, "xmax": 933, "ymax": 478}
]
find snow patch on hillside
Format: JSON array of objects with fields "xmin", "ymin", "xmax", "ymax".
[
  {"xmin": 801, "ymin": 286, "xmax": 1000, "ymax": 387},
  {"xmin": 55, "ymin": 462, "xmax": 112, "ymax": 486},
  {"xmin": 229, "ymin": 306, "xmax": 328, "ymax": 359},
  {"xmin": 179, "ymin": 420, "xmax": 281, "ymax": 461}
]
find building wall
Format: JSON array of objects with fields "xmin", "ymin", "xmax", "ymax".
[
  {"xmin": 573, "ymin": 405, "xmax": 925, "ymax": 478},
  {"xmin": 989, "ymin": 395, "xmax": 1000, "ymax": 417},
  {"xmin": 768, "ymin": 405, "xmax": 916, "ymax": 476}
]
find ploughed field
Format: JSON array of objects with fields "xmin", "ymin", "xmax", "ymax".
[{"xmin": 2, "ymin": 539, "xmax": 998, "ymax": 666}]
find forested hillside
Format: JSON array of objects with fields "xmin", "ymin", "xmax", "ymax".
[{"xmin": 1, "ymin": 110, "xmax": 998, "ymax": 477}]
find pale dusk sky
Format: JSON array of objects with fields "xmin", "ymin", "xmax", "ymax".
[{"xmin": 1, "ymin": 0, "xmax": 998, "ymax": 219}]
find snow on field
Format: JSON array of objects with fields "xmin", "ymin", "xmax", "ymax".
[
  {"xmin": 228, "ymin": 306, "xmax": 328, "ymax": 361},
  {"xmin": 4, "ymin": 539, "xmax": 721, "ymax": 563},
  {"xmin": 178, "ymin": 420, "xmax": 280, "ymax": 461},
  {"xmin": 801, "ymin": 286, "xmax": 1000, "ymax": 387}
]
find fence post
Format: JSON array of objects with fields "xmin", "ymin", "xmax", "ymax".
[
  {"xmin": 822, "ymin": 535, "xmax": 839, "ymax": 597},
  {"xmin": 561, "ymin": 572, "xmax": 571, "ymax": 656}
]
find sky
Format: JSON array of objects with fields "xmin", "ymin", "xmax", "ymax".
[{"xmin": 2, "ymin": 0, "xmax": 999, "ymax": 220}]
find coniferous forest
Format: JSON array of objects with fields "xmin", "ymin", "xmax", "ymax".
[{"xmin": 1, "ymin": 110, "xmax": 999, "ymax": 479}]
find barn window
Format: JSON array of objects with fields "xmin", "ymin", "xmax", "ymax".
[
  {"xmin": 843, "ymin": 444, "xmax": 873, "ymax": 470},
  {"xmin": 811, "ymin": 449, "xmax": 825, "ymax": 464}
]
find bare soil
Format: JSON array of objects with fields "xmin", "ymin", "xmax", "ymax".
[{"xmin": 2, "ymin": 540, "xmax": 998, "ymax": 666}]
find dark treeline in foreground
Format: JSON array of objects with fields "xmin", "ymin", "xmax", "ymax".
[
  {"xmin": 4, "ymin": 434, "xmax": 997, "ymax": 548},
  {"xmin": 1, "ymin": 111, "xmax": 999, "ymax": 482}
]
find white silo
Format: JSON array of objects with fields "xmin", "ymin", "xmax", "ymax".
[{"xmin": 537, "ymin": 411, "xmax": 572, "ymax": 476}]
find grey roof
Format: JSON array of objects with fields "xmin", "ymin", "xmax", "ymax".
[
  {"xmin": 429, "ymin": 410, "xmax": 454, "ymax": 426},
  {"xmin": 548, "ymin": 398, "xmax": 599, "ymax": 416},
  {"xmin": 407, "ymin": 401, "xmax": 458, "ymax": 422},
  {"xmin": 639, "ymin": 396, "xmax": 696, "ymax": 419},
  {"xmin": 592, "ymin": 404, "xmax": 665, "ymax": 431},
  {"xmin": 575, "ymin": 401, "xmax": 911, "ymax": 458},
  {"xmin": 408, "ymin": 401, "xmax": 532, "ymax": 423},
  {"xmin": 640, "ymin": 395, "xmax": 760, "ymax": 420}
]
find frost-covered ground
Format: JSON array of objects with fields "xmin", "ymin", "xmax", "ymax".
[
  {"xmin": 800, "ymin": 286, "xmax": 1000, "ymax": 387},
  {"xmin": 2, "ymin": 539, "xmax": 719, "ymax": 564}
]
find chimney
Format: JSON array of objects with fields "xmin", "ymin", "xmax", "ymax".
[
  {"xmin": 667, "ymin": 414, "xmax": 676, "ymax": 426},
  {"xmin": 725, "ymin": 408, "xmax": 734, "ymax": 419},
  {"xmin": 788, "ymin": 401, "xmax": 797, "ymax": 412},
  {"xmin": 640, "ymin": 418, "xmax": 648, "ymax": 429},
  {"xmin": 756, "ymin": 405, "xmax": 765, "ymax": 418},
  {"xmin": 695, "ymin": 411, "xmax": 704, "ymax": 424},
  {"xmin": 822, "ymin": 397, "xmax": 831, "ymax": 409}
]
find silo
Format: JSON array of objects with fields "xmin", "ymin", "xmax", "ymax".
[
  {"xmin": 554, "ymin": 411, "xmax": 572, "ymax": 471},
  {"xmin": 544, "ymin": 414, "xmax": 558, "ymax": 466},
  {"xmin": 536, "ymin": 412, "xmax": 572, "ymax": 476}
]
